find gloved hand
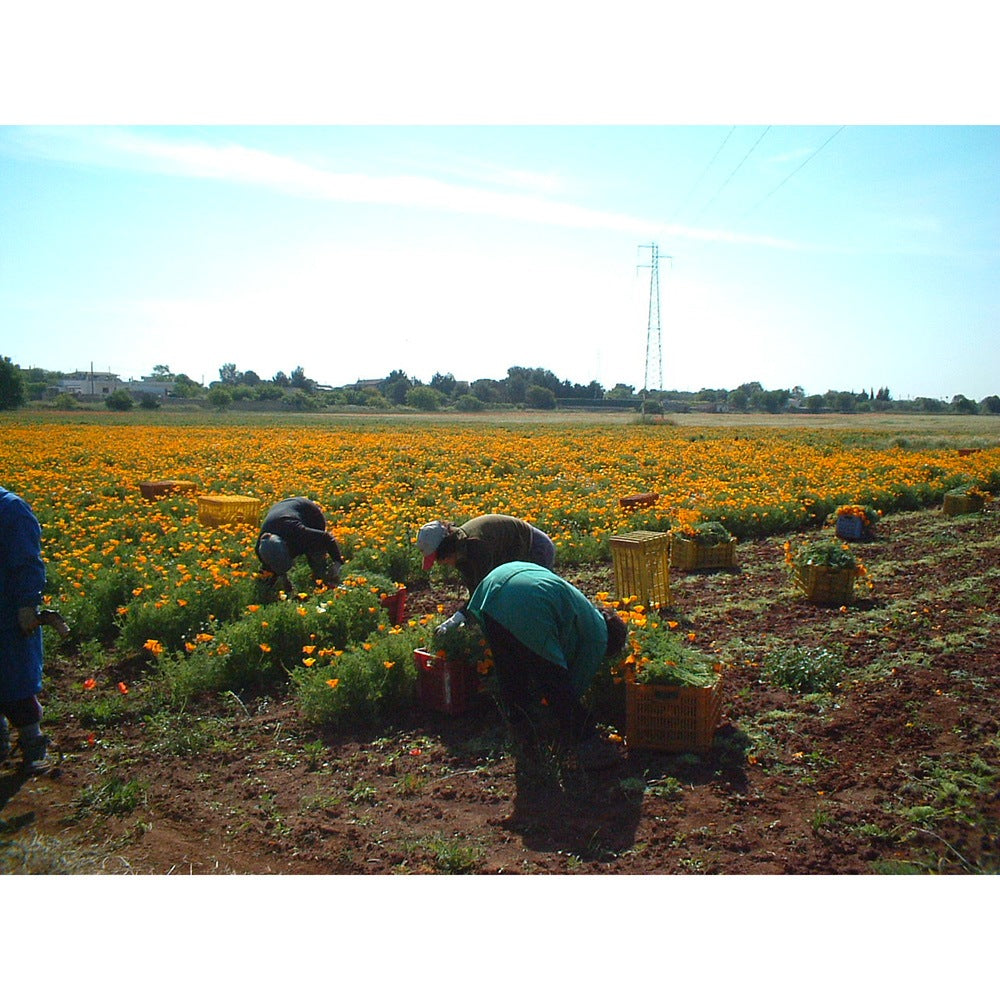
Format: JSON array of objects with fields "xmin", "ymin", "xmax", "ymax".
[
  {"xmin": 434, "ymin": 610, "xmax": 466, "ymax": 637},
  {"xmin": 17, "ymin": 606, "xmax": 40, "ymax": 635}
]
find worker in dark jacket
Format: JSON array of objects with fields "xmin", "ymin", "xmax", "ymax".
[
  {"xmin": 417, "ymin": 514, "xmax": 555, "ymax": 635},
  {"xmin": 255, "ymin": 497, "xmax": 344, "ymax": 591},
  {"xmin": 466, "ymin": 561, "xmax": 628, "ymax": 771},
  {"xmin": 1, "ymin": 486, "xmax": 51, "ymax": 774}
]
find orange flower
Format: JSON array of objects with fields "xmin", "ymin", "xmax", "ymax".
[
  {"xmin": 259, "ymin": 643, "xmax": 271, "ymax": 653},
  {"xmin": 83, "ymin": 677, "xmax": 97, "ymax": 690},
  {"xmin": 143, "ymin": 638, "xmax": 164, "ymax": 655},
  {"xmin": 325, "ymin": 678, "xmax": 340, "ymax": 689},
  {"xmin": 118, "ymin": 681, "xmax": 129, "ymax": 695}
]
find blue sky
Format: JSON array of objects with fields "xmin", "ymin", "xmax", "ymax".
[{"xmin": 2, "ymin": 9, "xmax": 998, "ymax": 402}]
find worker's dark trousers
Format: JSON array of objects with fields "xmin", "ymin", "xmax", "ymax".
[
  {"xmin": 481, "ymin": 614, "xmax": 594, "ymax": 751},
  {"xmin": 0, "ymin": 695, "xmax": 43, "ymax": 728}
]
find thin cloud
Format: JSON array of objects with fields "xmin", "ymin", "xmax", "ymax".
[{"xmin": 8, "ymin": 125, "xmax": 817, "ymax": 250}]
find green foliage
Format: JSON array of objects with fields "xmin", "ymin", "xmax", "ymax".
[
  {"xmin": 761, "ymin": 645, "xmax": 846, "ymax": 694},
  {"xmin": 454, "ymin": 393, "xmax": 484, "ymax": 412},
  {"xmin": 405, "ymin": 385, "xmax": 443, "ymax": 411},
  {"xmin": 423, "ymin": 834, "xmax": 485, "ymax": 873},
  {"xmin": 556, "ymin": 532, "xmax": 609, "ymax": 566},
  {"xmin": 680, "ymin": 520, "xmax": 734, "ymax": 545},
  {"xmin": 945, "ymin": 483, "xmax": 989, "ymax": 500},
  {"xmin": 75, "ymin": 776, "xmax": 147, "ymax": 817},
  {"xmin": 788, "ymin": 539, "xmax": 860, "ymax": 570},
  {"xmin": 0, "ymin": 356, "xmax": 26, "ymax": 410},
  {"xmin": 430, "ymin": 618, "xmax": 491, "ymax": 666},
  {"xmin": 118, "ymin": 574, "xmax": 255, "ymax": 654},
  {"xmin": 348, "ymin": 538, "xmax": 423, "ymax": 584},
  {"xmin": 155, "ymin": 573, "xmax": 402, "ymax": 699},
  {"xmin": 207, "ymin": 386, "xmax": 232, "ymax": 409},
  {"xmin": 60, "ymin": 564, "xmax": 143, "ymax": 642},
  {"xmin": 291, "ymin": 626, "xmax": 431, "ymax": 730},
  {"xmin": 104, "ymin": 389, "xmax": 134, "ymax": 411},
  {"xmin": 625, "ymin": 619, "xmax": 720, "ymax": 687}
]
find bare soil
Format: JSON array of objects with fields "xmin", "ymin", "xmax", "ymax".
[{"xmin": 3, "ymin": 504, "xmax": 998, "ymax": 875}]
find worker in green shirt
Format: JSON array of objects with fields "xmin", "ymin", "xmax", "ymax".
[{"xmin": 465, "ymin": 561, "xmax": 627, "ymax": 772}]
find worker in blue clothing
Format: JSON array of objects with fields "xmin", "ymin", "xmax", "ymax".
[
  {"xmin": 0, "ymin": 486, "xmax": 52, "ymax": 774},
  {"xmin": 465, "ymin": 561, "xmax": 628, "ymax": 772}
]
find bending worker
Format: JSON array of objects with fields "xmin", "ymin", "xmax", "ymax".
[
  {"xmin": 465, "ymin": 561, "xmax": 628, "ymax": 772},
  {"xmin": 416, "ymin": 514, "xmax": 555, "ymax": 635},
  {"xmin": 255, "ymin": 496, "xmax": 345, "ymax": 591}
]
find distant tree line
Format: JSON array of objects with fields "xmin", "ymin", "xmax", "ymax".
[{"xmin": 2, "ymin": 356, "xmax": 999, "ymax": 416}]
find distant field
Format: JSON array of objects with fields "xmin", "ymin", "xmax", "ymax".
[{"xmin": 9, "ymin": 404, "xmax": 1000, "ymax": 440}]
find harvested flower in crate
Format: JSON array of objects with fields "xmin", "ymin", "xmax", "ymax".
[
  {"xmin": 832, "ymin": 503, "xmax": 881, "ymax": 541},
  {"xmin": 615, "ymin": 609, "xmax": 724, "ymax": 753},
  {"xmin": 942, "ymin": 484, "xmax": 989, "ymax": 516},
  {"xmin": 674, "ymin": 519, "xmax": 735, "ymax": 546},
  {"xmin": 619, "ymin": 610, "xmax": 719, "ymax": 688},
  {"xmin": 433, "ymin": 616, "xmax": 493, "ymax": 674},
  {"xmin": 671, "ymin": 518, "xmax": 738, "ymax": 570},
  {"xmin": 784, "ymin": 539, "xmax": 873, "ymax": 603}
]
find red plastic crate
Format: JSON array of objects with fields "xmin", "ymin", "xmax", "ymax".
[
  {"xmin": 380, "ymin": 588, "xmax": 408, "ymax": 625},
  {"xmin": 139, "ymin": 479, "xmax": 198, "ymax": 500},
  {"xmin": 414, "ymin": 648, "xmax": 480, "ymax": 715},
  {"xmin": 619, "ymin": 492, "xmax": 659, "ymax": 511}
]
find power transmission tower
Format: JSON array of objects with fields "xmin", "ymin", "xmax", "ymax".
[{"xmin": 638, "ymin": 242, "xmax": 671, "ymax": 393}]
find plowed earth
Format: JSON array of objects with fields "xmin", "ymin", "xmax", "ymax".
[{"xmin": 3, "ymin": 504, "xmax": 999, "ymax": 877}]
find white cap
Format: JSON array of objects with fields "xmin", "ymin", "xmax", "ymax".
[{"xmin": 416, "ymin": 520, "xmax": 448, "ymax": 570}]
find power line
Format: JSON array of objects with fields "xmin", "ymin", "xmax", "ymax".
[
  {"xmin": 740, "ymin": 126, "xmax": 846, "ymax": 219},
  {"xmin": 688, "ymin": 126, "xmax": 772, "ymax": 226},
  {"xmin": 668, "ymin": 126, "xmax": 736, "ymax": 225}
]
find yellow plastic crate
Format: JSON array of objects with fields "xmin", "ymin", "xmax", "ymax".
[
  {"xmin": 625, "ymin": 667, "xmax": 723, "ymax": 753},
  {"xmin": 197, "ymin": 494, "xmax": 262, "ymax": 527},
  {"xmin": 795, "ymin": 564, "xmax": 857, "ymax": 605},
  {"xmin": 610, "ymin": 530, "xmax": 671, "ymax": 607},
  {"xmin": 670, "ymin": 535, "xmax": 737, "ymax": 571},
  {"xmin": 942, "ymin": 493, "xmax": 984, "ymax": 517}
]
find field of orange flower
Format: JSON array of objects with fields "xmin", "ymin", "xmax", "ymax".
[{"xmin": 4, "ymin": 416, "xmax": 998, "ymax": 665}]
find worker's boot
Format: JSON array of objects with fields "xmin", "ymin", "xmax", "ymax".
[{"xmin": 20, "ymin": 731, "xmax": 50, "ymax": 775}]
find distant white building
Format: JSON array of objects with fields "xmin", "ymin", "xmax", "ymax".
[
  {"xmin": 58, "ymin": 371, "xmax": 124, "ymax": 397},
  {"xmin": 125, "ymin": 377, "xmax": 174, "ymax": 399}
]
